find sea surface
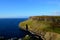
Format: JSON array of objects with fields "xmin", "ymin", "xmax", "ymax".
[{"xmin": 0, "ymin": 18, "xmax": 28, "ymax": 38}]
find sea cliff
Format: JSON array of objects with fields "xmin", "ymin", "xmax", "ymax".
[{"xmin": 19, "ymin": 16, "xmax": 60, "ymax": 40}]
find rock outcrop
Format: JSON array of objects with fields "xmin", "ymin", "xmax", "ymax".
[{"xmin": 19, "ymin": 16, "xmax": 60, "ymax": 40}]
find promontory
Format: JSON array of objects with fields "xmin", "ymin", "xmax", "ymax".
[{"xmin": 19, "ymin": 16, "xmax": 60, "ymax": 40}]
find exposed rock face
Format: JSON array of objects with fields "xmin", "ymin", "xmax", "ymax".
[
  {"xmin": 44, "ymin": 32, "xmax": 60, "ymax": 40},
  {"xmin": 19, "ymin": 16, "xmax": 60, "ymax": 40}
]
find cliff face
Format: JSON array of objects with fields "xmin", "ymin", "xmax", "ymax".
[{"xmin": 19, "ymin": 16, "xmax": 60, "ymax": 40}]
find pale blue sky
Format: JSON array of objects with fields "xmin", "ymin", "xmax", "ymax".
[{"xmin": 0, "ymin": 0, "xmax": 60, "ymax": 18}]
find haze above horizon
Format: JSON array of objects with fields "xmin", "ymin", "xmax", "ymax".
[{"xmin": 0, "ymin": 0, "xmax": 60, "ymax": 18}]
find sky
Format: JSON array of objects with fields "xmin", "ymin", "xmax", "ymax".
[{"xmin": 0, "ymin": 0, "xmax": 60, "ymax": 18}]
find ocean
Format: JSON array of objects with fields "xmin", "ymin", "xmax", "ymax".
[{"xmin": 0, "ymin": 18, "xmax": 28, "ymax": 38}]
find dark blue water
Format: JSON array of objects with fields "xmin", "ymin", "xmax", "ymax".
[{"xmin": 0, "ymin": 18, "xmax": 28, "ymax": 38}]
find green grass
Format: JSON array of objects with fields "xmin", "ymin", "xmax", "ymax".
[
  {"xmin": 19, "ymin": 19, "xmax": 60, "ymax": 34},
  {"xmin": 46, "ymin": 27, "xmax": 60, "ymax": 34}
]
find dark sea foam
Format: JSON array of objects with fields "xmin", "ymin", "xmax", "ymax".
[{"xmin": 0, "ymin": 18, "xmax": 28, "ymax": 38}]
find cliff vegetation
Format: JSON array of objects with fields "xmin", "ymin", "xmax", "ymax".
[{"xmin": 19, "ymin": 16, "xmax": 60, "ymax": 40}]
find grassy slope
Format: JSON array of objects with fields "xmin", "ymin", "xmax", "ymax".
[{"xmin": 20, "ymin": 19, "xmax": 60, "ymax": 34}]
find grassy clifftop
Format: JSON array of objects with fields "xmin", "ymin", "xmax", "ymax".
[
  {"xmin": 20, "ymin": 16, "xmax": 60, "ymax": 34},
  {"xmin": 19, "ymin": 16, "xmax": 60, "ymax": 40}
]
